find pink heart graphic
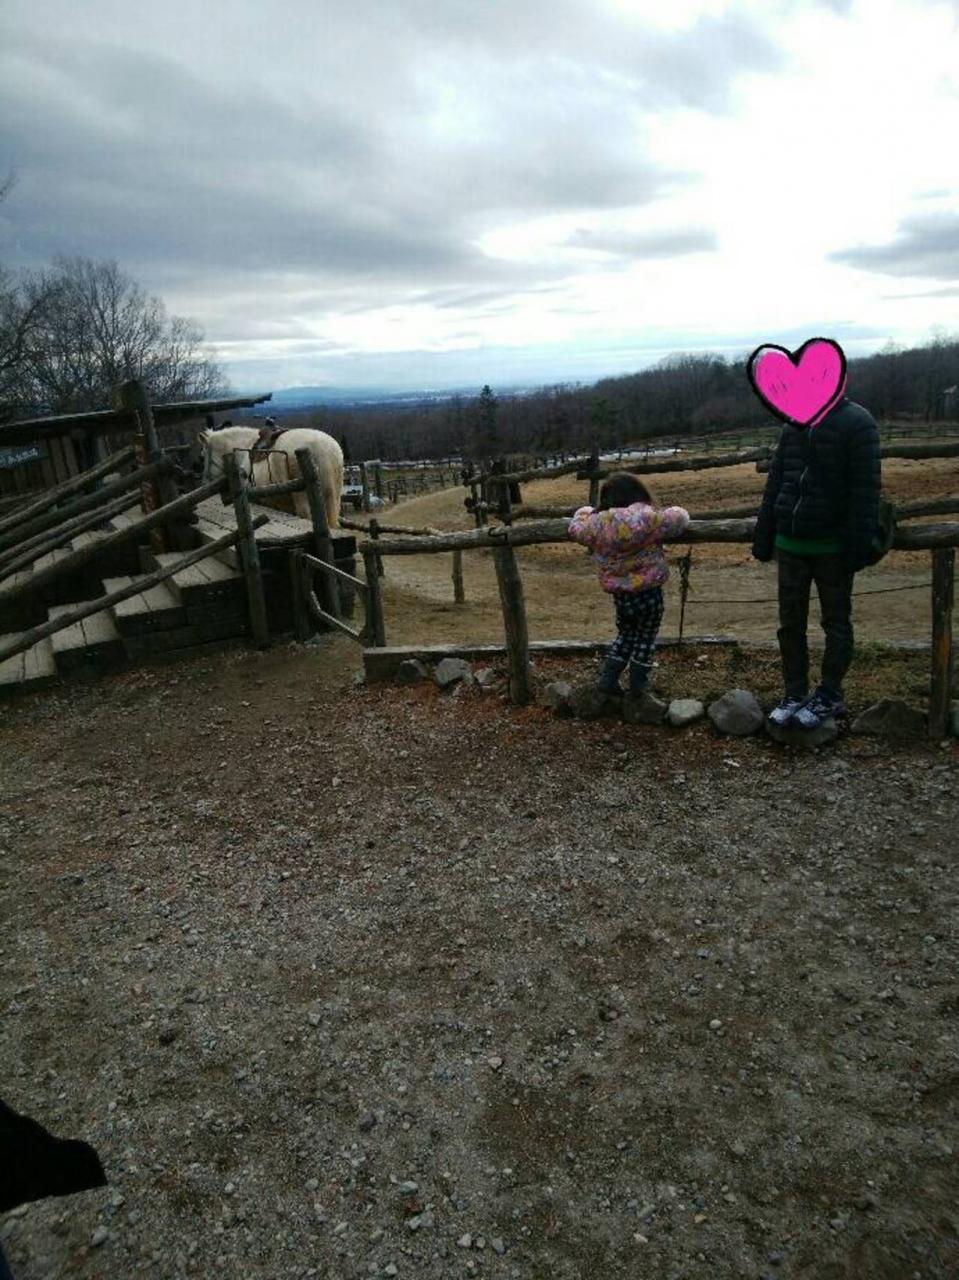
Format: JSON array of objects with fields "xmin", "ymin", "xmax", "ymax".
[{"xmin": 747, "ymin": 338, "xmax": 847, "ymax": 428}]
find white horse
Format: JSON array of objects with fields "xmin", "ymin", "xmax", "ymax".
[{"xmin": 199, "ymin": 425, "xmax": 344, "ymax": 528}]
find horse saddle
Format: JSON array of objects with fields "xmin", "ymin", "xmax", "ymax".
[{"xmin": 251, "ymin": 425, "xmax": 287, "ymax": 458}]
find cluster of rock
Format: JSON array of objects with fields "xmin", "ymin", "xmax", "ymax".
[{"xmin": 392, "ymin": 658, "xmax": 950, "ymax": 745}]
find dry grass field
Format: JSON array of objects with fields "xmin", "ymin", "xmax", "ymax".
[{"xmin": 371, "ymin": 457, "xmax": 959, "ymax": 651}]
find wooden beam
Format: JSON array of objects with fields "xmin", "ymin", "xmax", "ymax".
[
  {"xmin": 0, "ymin": 458, "xmax": 172, "ymax": 554},
  {"xmin": 225, "ymin": 453, "xmax": 269, "ymax": 649},
  {"xmin": 362, "ymin": 636, "xmax": 740, "ymax": 682},
  {"xmin": 362, "ymin": 517, "xmax": 959, "ymax": 557},
  {"xmin": 0, "ymin": 445, "xmax": 136, "ymax": 537},
  {"xmin": 0, "ymin": 492, "xmax": 142, "ymax": 580},
  {"xmin": 362, "ymin": 547, "xmax": 386, "ymax": 647},
  {"xmin": 0, "ymin": 475, "xmax": 226, "ymax": 610},
  {"xmin": 0, "ymin": 392, "xmax": 273, "ymax": 447},
  {"xmin": 0, "ymin": 516, "xmax": 267, "ymax": 667},
  {"xmin": 492, "ymin": 544, "xmax": 532, "ymax": 705},
  {"xmin": 579, "ymin": 447, "xmax": 770, "ymax": 480},
  {"xmin": 295, "ymin": 447, "xmax": 339, "ymax": 620},
  {"xmin": 929, "ymin": 548, "xmax": 955, "ymax": 740}
]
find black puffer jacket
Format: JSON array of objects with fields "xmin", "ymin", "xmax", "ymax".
[{"xmin": 752, "ymin": 398, "xmax": 881, "ymax": 569}]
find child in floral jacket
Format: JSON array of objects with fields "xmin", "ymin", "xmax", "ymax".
[{"xmin": 568, "ymin": 472, "xmax": 690, "ymax": 697}]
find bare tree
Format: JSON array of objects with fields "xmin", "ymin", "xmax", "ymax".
[{"xmin": 22, "ymin": 257, "xmax": 226, "ymax": 414}]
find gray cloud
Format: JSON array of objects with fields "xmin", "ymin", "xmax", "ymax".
[
  {"xmin": 564, "ymin": 227, "xmax": 717, "ymax": 259},
  {"xmin": 0, "ymin": 1, "xmax": 783, "ymax": 388},
  {"xmin": 831, "ymin": 213, "xmax": 959, "ymax": 281}
]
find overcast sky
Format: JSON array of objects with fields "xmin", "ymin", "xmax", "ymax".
[{"xmin": 2, "ymin": 0, "xmax": 957, "ymax": 393}]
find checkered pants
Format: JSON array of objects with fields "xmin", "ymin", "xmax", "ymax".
[{"xmin": 609, "ymin": 587, "xmax": 665, "ymax": 677}]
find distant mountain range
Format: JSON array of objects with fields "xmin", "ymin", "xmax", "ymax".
[{"xmin": 248, "ymin": 383, "xmax": 536, "ymax": 410}]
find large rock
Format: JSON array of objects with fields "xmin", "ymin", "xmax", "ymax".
[
  {"xmin": 766, "ymin": 716, "xmax": 839, "ymax": 749},
  {"xmin": 396, "ymin": 659, "xmax": 429, "ymax": 685},
  {"xmin": 707, "ymin": 689, "xmax": 763, "ymax": 736},
  {"xmin": 473, "ymin": 667, "xmax": 499, "ymax": 689},
  {"xmin": 568, "ymin": 684, "xmax": 610, "ymax": 720},
  {"xmin": 851, "ymin": 699, "xmax": 926, "ymax": 739},
  {"xmin": 434, "ymin": 657, "xmax": 473, "ymax": 690},
  {"xmin": 667, "ymin": 698, "xmax": 705, "ymax": 728},
  {"xmin": 543, "ymin": 681, "xmax": 573, "ymax": 713},
  {"xmin": 623, "ymin": 690, "xmax": 668, "ymax": 725}
]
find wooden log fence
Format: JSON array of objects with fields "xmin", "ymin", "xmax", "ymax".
[
  {"xmin": 0, "ymin": 517, "xmax": 268, "ymax": 667},
  {"xmin": 0, "ymin": 475, "xmax": 228, "ymax": 611},
  {"xmin": 0, "ymin": 492, "xmax": 143, "ymax": 580},
  {"xmin": 0, "ymin": 444, "xmax": 137, "ymax": 539},
  {"xmin": 0, "ymin": 457, "xmax": 173, "ymax": 555},
  {"xmin": 360, "ymin": 515, "xmax": 959, "ymax": 731},
  {"xmin": 510, "ymin": 493, "xmax": 959, "ymax": 524}
]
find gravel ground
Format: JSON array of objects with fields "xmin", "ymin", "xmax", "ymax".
[{"xmin": 1, "ymin": 636, "xmax": 957, "ymax": 1280}]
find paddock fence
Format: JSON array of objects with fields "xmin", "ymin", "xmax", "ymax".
[{"xmin": 349, "ymin": 515, "xmax": 958, "ymax": 740}]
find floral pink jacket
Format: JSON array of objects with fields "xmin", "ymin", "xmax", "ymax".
[{"xmin": 568, "ymin": 502, "xmax": 691, "ymax": 593}]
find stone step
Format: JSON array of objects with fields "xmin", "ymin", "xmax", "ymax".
[
  {"xmin": 0, "ymin": 635, "xmax": 57, "ymax": 695},
  {"xmin": 48, "ymin": 604, "xmax": 125, "ymax": 674},
  {"xmin": 101, "ymin": 577, "xmax": 186, "ymax": 636}
]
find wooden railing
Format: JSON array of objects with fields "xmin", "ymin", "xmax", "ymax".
[{"xmin": 359, "ymin": 516, "xmax": 959, "ymax": 740}]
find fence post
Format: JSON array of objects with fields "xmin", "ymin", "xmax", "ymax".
[
  {"xmin": 677, "ymin": 550, "xmax": 692, "ymax": 644},
  {"xmin": 114, "ymin": 379, "xmax": 170, "ymax": 554},
  {"xmin": 225, "ymin": 452, "xmax": 269, "ymax": 648},
  {"xmin": 930, "ymin": 547, "xmax": 955, "ymax": 739},
  {"xmin": 492, "ymin": 543, "xmax": 532, "ymax": 705},
  {"xmin": 370, "ymin": 516, "xmax": 385, "ymax": 577},
  {"xmin": 362, "ymin": 546, "xmax": 386, "ymax": 647},
  {"xmin": 587, "ymin": 451, "xmax": 600, "ymax": 507},
  {"xmin": 290, "ymin": 549, "xmax": 311, "ymax": 641},
  {"xmin": 374, "ymin": 464, "xmax": 383, "ymax": 500},
  {"xmin": 452, "ymin": 549, "xmax": 464, "ymax": 604},
  {"xmin": 294, "ymin": 447, "xmax": 339, "ymax": 621},
  {"xmin": 360, "ymin": 462, "xmax": 371, "ymax": 513}
]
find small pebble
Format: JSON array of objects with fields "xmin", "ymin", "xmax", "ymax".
[
  {"xmin": 91, "ymin": 1226, "xmax": 108, "ymax": 1247},
  {"xmin": 457, "ymin": 1233, "xmax": 473, "ymax": 1248}
]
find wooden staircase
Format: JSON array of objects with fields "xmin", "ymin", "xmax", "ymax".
[
  {"xmin": 0, "ymin": 493, "xmax": 357, "ymax": 696},
  {"xmin": 0, "ymin": 515, "xmax": 251, "ymax": 695}
]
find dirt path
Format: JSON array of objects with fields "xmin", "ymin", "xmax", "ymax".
[{"xmin": 1, "ymin": 641, "xmax": 957, "ymax": 1279}]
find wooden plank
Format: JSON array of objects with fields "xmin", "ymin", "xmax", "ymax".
[
  {"xmin": 362, "ymin": 636, "xmax": 740, "ymax": 682},
  {"xmin": 0, "ymin": 635, "xmax": 56, "ymax": 691},
  {"xmin": 929, "ymin": 548, "xmax": 955, "ymax": 740}
]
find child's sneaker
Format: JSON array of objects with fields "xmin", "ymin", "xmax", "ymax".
[
  {"xmin": 768, "ymin": 696, "xmax": 805, "ymax": 727},
  {"xmin": 792, "ymin": 687, "xmax": 845, "ymax": 730}
]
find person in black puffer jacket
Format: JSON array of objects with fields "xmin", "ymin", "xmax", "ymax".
[{"xmin": 752, "ymin": 396, "xmax": 881, "ymax": 728}]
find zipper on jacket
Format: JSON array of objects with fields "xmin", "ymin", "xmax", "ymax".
[{"xmin": 792, "ymin": 466, "xmax": 808, "ymax": 535}]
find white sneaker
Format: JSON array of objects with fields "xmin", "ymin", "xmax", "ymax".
[{"xmin": 768, "ymin": 696, "xmax": 804, "ymax": 726}]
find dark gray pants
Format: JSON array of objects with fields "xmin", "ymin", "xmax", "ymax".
[{"xmin": 776, "ymin": 550, "xmax": 854, "ymax": 699}]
